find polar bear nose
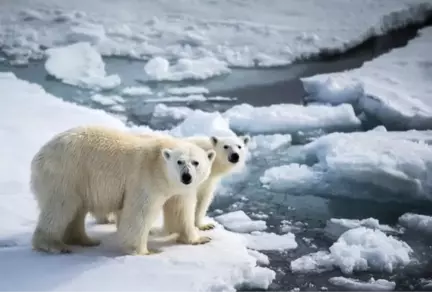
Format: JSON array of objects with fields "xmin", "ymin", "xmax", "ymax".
[
  {"xmin": 181, "ymin": 172, "xmax": 192, "ymax": 185},
  {"xmin": 228, "ymin": 153, "xmax": 239, "ymax": 163}
]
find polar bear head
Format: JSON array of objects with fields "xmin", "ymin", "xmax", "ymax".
[
  {"xmin": 162, "ymin": 144, "xmax": 216, "ymax": 188},
  {"xmin": 210, "ymin": 135, "xmax": 250, "ymax": 173}
]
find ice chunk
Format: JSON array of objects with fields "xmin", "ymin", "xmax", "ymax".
[
  {"xmin": 291, "ymin": 251, "xmax": 335, "ymax": 273},
  {"xmin": 302, "ymin": 27, "xmax": 432, "ymax": 130},
  {"xmin": 44, "ymin": 42, "xmax": 121, "ymax": 90},
  {"xmin": 324, "ymin": 217, "xmax": 398, "ymax": 239},
  {"xmin": 329, "ymin": 277, "xmax": 396, "ymax": 291},
  {"xmin": 144, "ymin": 56, "xmax": 230, "ymax": 81},
  {"xmin": 0, "ymin": 72, "xmax": 275, "ymax": 291},
  {"xmin": 121, "ymin": 86, "xmax": 153, "ymax": 96},
  {"xmin": 166, "ymin": 86, "xmax": 209, "ymax": 95},
  {"xmin": 243, "ymin": 231, "xmax": 297, "ymax": 251},
  {"xmin": 170, "ymin": 110, "xmax": 236, "ymax": 137},
  {"xmin": 152, "ymin": 104, "xmax": 193, "ymax": 120},
  {"xmin": 247, "ymin": 249, "xmax": 270, "ymax": 265},
  {"xmin": 249, "ymin": 134, "xmax": 292, "ymax": 155},
  {"xmin": 215, "ymin": 211, "xmax": 267, "ymax": 233},
  {"xmin": 224, "ymin": 103, "xmax": 361, "ymax": 134},
  {"xmin": 398, "ymin": 213, "xmax": 432, "ymax": 235},
  {"xmin": 292, "ymin": 227, "xmax": 412, "ymax": 274},
  {"xmin": 90, "ymin": 94, "xmax": 124, "ymax": 106},
  {"xmin": 261, "ymin": 130, "xmax": 432, "ymax": 202},
  {"xmin": 330, "ymin": 227, "xmax": 413, "ymax": 274}
]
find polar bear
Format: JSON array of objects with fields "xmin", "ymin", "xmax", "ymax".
[
  {"xmin": 30, "ymin": 125, "xmax": 215, "ymax": 255},
  {"xmin": 163, "ymin": 134, "xmax": 250, "ymax": 235},
  {"xmin": 91, "ymin": 133, "xmax": 251, "ymax": 238}
]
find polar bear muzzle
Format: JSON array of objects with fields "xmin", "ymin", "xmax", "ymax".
[
  {"xmin": 228, "ymin": 152, "xmax": 240, "ymax": 163},
  {"xmin": 181, "ymin": 171, "xmax": 192, "ymax": 185}
]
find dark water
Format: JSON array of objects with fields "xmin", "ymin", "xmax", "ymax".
[{"xmin": 1, "ymin": 16, "xmax": 432, "ymax": 292}]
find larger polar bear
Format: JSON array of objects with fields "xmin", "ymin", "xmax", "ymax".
[
  {"xmin": 92, "ymin": 132, "xmax": 251, "ymax": 238},
  {"xmin": 30, "ymin": 125, "xmax": 216, "ymax": 255}
]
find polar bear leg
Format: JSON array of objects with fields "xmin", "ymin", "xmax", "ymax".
[
  {"xmin": 195, "ymin": 184, "xmax": 217, "ymax": 231},
  {"xmin": 32, "ymin": 192, "xmax": 81, "ymax": 254},
  {"xmin": 163, "ymin": 195, "xmax": 211, "ymax": 245},
  {"xmin": 118, "ymin": 194, "xmax": 164, "ymax": 255},
  {"xmin": 63, "ymin": 209, "xmax": 100, "ymax": 247}
]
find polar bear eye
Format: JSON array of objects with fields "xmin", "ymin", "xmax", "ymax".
[
  {"xmin": 177, "ymin": 160, "xmax": 183, "ymax": 165},
  {"xmin": 237, "ymin": 145, "xmax": 242, "ymax": 149},
  {"xmin": 192, "ymin": 160, "xmax": 199, "ymax": 167},
  {"xmin": 223, "ymin": 145, "xmax": 229, "ymax": 149}
]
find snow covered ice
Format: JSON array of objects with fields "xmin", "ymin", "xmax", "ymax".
[
  {"xmin": 215, "ymin": 211, "xmax": 267, "ymax": 233},
  {"xmin": 302, "ymin": 26, "xmax": 432, "ymax": 130},
  {"xmin": 0, "ymin": 73, "xmax": 275, "ymax": 291},
  {"xmin": 398, "ymin": 213, "xmax": 432, "ymax": 235},
  {"xmin": 45, "ymin": 42, "xmax": 121, "ymax": 90}
]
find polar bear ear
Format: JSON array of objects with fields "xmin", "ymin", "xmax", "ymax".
[
  {"xmin": 210, "ymin": 136, "xmax": 218, "ymax": 146},
  {"xmin": 161, "ymin": 148, "xmax": 172, "ymax": 161},
  {"xmin": 207, "ymin": 149, "xmax": 216, "ymax": 162},
  {"xmin": 240, "ymin": 135, "xmax": 251, "ymax": 145}
]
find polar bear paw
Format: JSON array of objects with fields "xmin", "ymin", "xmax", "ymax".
[{"xmin": 198, "ymin": 223, "xmax": 215, "ymax": 231}]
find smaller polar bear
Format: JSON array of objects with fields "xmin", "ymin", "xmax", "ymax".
[
  {"xmin": 30, "ymin": 126, "xmax": 215, "ymax": 255},
  {"xmin": 163, "ymin": 134, "xmax": 250, "ymax": 236}
]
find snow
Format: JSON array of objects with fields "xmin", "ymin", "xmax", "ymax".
[
  {"xmin": 291, "ymin": 227, "xmax": 413, "ymax": 275},
  {"xmin": 145, "ymin": 94, "xmax": 232, "ymax": 103},
  {"xmin": 324, "ymin": 218, "xmax": 399, "ymax": 239},
  {"xmin": 144, "ymin": 56, "xmax": 230, "ymax": 81},
  {"xmin": 302, "ymin": 26, "xmax": 432, "ymax": 130},
  {"xmin": 0, "ymin": 72, "xmax": 275, "ymax": 291},
  {"xmin": 261, "ymin": 129, "xmax": 432, "ymax": 202},
  {"xmin": 329, "ymin": 277, "xmax": 396, "ymax": 291},
  {"xmin": 121, "ymin": 86, "xmax": 153, "ymax": 96},
  {"xmin": 152, "ymin": 104, "xmax": 193, "ymax": 120},
  {"xmin": 398, "ymin": 213, "xmax": 432, "ymax": 235},
  {"xmin": 1, "ymin": 0, "xmax": 432, "ymax": 69},
  {"xmin": 44, "ymin": 42, "xmax": 121, "ymax": 90},
  {"xmin": 224, "ymin": 103, "xmax": 361, "ymax": 134},
  {"xmin": 167, "ymin": 86, "xmax": 209, "ymax": 96},
  {"xmin": 214, "ymin": 211, "xmax": 267, "ymax": 233},
  {"xmin": 243, "ymin": 231, "xmax": 298, "ymax": 251}
]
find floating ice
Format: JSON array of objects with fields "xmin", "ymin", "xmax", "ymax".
[
  {"xmin": 398, "ymin": 213, "xmax": 432, "ymax": 235},
  {"xmin": 324, "ymin": 217, "xmax": 399, "ymax": 239},
  {"xmin": 0, "ymin": 72, "xmax": 275, "ymax": 291},
  {"xmin": 214, "ymin": 211, "xmax": 267, "ymax": 233},
  {"xmin": 121, "ymin": 86, "xmax": 153, "ymax": 96},
  {"xmin": 90, "ymin": 94, "xmax": 125, "ymax": 106},
  {"xmin": 224, "ymin": 103, "xmax": 361, "ymax": 134},
  {"xmin": 166, "ymin": 86, "xmax": 209, "ymax": 95},
  {"xmin": 261, "ymin": 130, "xmax": 432, "ymax": 202},
  {"xmin": 329, "ymin": 277, "xmax": 396, "ymax": 291},
  {"xmin": 144, "ymin": 56, "xmax": 230, "ymax": 81},
  {"xmin": 291, "ymin": 227, "xmax": 413, "ymax": 274},
  {"xmin": 243, "ymin": 231, "xmax": 298, "ymax": 251},
  {"xmin": 302, "ymin": 26, "xmax": 432, "ymax": 130},
  {"xmin": 44, "ymin": 42, "xmax": 121, "ymax": 90}
]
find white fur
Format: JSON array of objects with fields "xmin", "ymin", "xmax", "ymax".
[{"xmin": 30, "ymin": 126, "xmax": 215, "ymax": 255}]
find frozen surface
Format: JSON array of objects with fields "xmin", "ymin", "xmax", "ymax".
[
  {"xmin": 121, "ymin": 86, "xmax": 153, "ymax": 96},
  {"xmin": 398, "ymin": 213, "xmax": 432, "ymax": 235},
  {"xmin": 261, "ymin": 129, "xmax": 432, "ymax": 202},
  {"xmin": 0, "ymin": 72, "xmax": 275, "ymax": 291},
  {"xmin": 223, "ymin": 103, "xmax": 361, "ymax": 134},
  {"xmin": 329, "ymin": 277, "xmax": 396, "ymax": 291},
  {"xmin": 291, "ymin": 227, "xmax": 413, "ymax": 275},
  {"xmin": 302, "ymin": 27, "xmax": 432, "ymax": 130},
  {"xmin": 324, "ymin": 218, "xmax": 399, "ymax": 239},
  {"xmin": 166, "ymin": 86, "xmax": 209, "ymax": 96},
  {"xmin": 144, "ymin": 56, "xmax": 230, "ymax": 81},
  {"xmin": 243, "ymin": 231, "xmax": 298, "ymax": 251},
  {"xmin": 1, "ymin": 0, "xmax": 432, "ymax": 68},
  {"xmin": 146, "ymin": 94, "xmax": 232, "ymax": 103},
  {"xmin": 44, "ymin": 42, "xmax": 121, "ymax": 90},
  {"xmin": 214, "ymin": 211, "xmax": 267, "ymax": 233},
  {"xmin": 90, "ymin": 94, "xmax": 125, "ymax": 106}
]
